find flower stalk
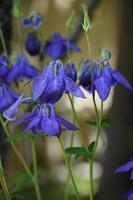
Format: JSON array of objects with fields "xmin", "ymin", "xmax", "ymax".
[
  {"xmin": 0, "ymin": 157, "xmax": 11, "ymax": 200},
  {"xmin": 57, "ymin": 137, "xmax": 80, "ymax": 200}
]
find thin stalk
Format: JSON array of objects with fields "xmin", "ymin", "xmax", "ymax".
[
  {"xmin": 0, "ymin": 25, "xmax": 8, "ymax": 56},
  {"xmin": 57, "ymin": 137, "xmax": 80, "ymax": 200},
  {"xmin": 65, "ymin": 95, "xmax": 75, "ymax": 200},
  {"xmin": 16, "ymin": 18, "xmax": 23, "ymax": 53},
  {"xmin": 67, "ymin": 93, "xmax": 87, "ymax": 148},
  {"xmin": 0, "ymin": 157, "xmax": 11, "ymax": 200},
  {"xmin": 68, "ymin": 93, "xmax": 91, "ymax": 200},
  {"xmin": 93, "ymin": 100, "xmax": 103, "ymax": 155},
  {"xmin": 30, "ymin": 136, "xmax": 42, "ymax": 200},
  {"xmin": 89, "ymin": 159, "xmax": 93, "ymax": 200},
  {"xmin": 0, "ymin": 114, "xmax": 41, "ymax": 200}
]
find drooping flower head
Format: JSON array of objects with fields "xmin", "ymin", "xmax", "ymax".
[
  {"xmin": 32, "ymin": 60, "xmax": 84, "ymax": 104},
  {"xmin": 65, "ymin": 61, "xmax": 77, "ymax": 82},
  {"xmin": 79, "ymin": 60, "xmax": 94, "ymax": 92},
  {"xmin": 25, "ymin": 32, "xmax": 41, "ymax": 56},
  {"xmin": 44, "ymin": 32, "xmax": 80, "ymax": 59},
  {"xmin": 22, "ymin": 12, "xmax": 43, "ymax": 29},
  {"xmin": 94, "ymin": 62, "xmax": 132, "ymax": 101},
  {"xmin": 0, "ymin": 84, "xmax": 20, "ymax": 112},
  {"xmin": 7, "ymin": 54, "xmax": 38, "ymax": 83},
  {"xmin": 0, "ymin": 84, "xmax": 32, "ymax": 120},
  {"xmin": 0, "ymin": 55, "xmax": 9, "ymax": 83},
  {"xmin": 80, "ymin": 60, "xmax": 132, "ymax": 101},
  {"xmin": 15, "ymin": 103, "xmax": 78, "ymax": 136},
  {"xmin": 3, "ymin": 94, "xmax": 32, "ymax": 121}
]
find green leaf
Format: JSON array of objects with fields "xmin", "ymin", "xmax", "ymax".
[
  {"xmin": 12, "ymin": 0, "xmax": 23, "ymax": 18},
  {"xmin": 87, "ymin": 141, "xmax": 95, "ymax": 160},
  {"xmin": 101, "ymin": 119, "xmax": 111, "ymax": 127},
  {"xmin": 6, "ymin": 132, "xmax": 28, "ymax": 143},
  {"xmin": 86, "ymin": 120, "xmax": 97, "ymax": 127},
  {"xmin": 11, "ymin": 171, "xmax": 32, "ymax": 193},
  {"xmin": 82, "ymin": 4, "xmax": 91, "ymax": 32},
  {"xmin": 11, "ymin": 193, "xmax": 24, "ymax": 199},
  {"xmin": 65, "ymin": 147, "xmax": 87, "ymax": 155}
]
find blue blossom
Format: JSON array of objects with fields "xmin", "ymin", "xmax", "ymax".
[
  {"xmin": 7, "ymin": 54, "xmax": 38, "ymax": 83},
  {"xmin": 15, "ymin": 104, "xmax": 78, "ymax": 136},
  {"xmin": 32, "ymin": 60, "xmax": 85, "ymax": 104},
  {"xmin": 44, "ymin": 32, "xmax": 80, "ymax": 59},
  {"xmin": 115, "ymin": 160, "xmax": 133, "ymax": 180},
  {"xmin": 22, "ymin": 12, "xmax": 43, "ymax": 29},
  {"xmin": 94, "ymin": 62, "xmax": 132, "ymax": 101},
  {"xmin": 80, "ymin": 61, "xmax": 132, "ymax": 101},
  {"xmin": 0, "ymin": 55, "xmax": 9, "ymax": 83},
  {"xmin": 26, "ymin": 32, "xmax": 41, "ymax": 56},
  {"xmin": 3, "ymin": 94, "xmax": 32, "ymax": 121},
  {"xmin": 79, "ymin": 60, "xmax": 93, "ymax": 92},
  {"xmin": 0, "ymin": 84, "xmax": 22, "ymax": 112},
  {"xmin": 65, "ymin": 62, "xmax": 77, "ymax": 82}
]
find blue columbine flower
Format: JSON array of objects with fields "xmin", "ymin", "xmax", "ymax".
[
  {"xmin": 22, "ymin": 12, "xmax": 43, "ymax": 29},
  {"xmin": 80, "ymin": 60, "xmax": 132, "ymax": 101},
  {"xmin": 26, "ymin": 32, "xmax": 41, "ymax": 56},
  {"xmin": 0, "ymin": 55, "xmax": 9, "ymax": 83},
  {"xmin": 79, "ymin": 60, "xmax": 93, "ymax": 92},
  {"xmin": 7, "ymin": 54, "xmax": 38, "ymax": 83},
  {"xmin": 15, "ymin": 104, "xmax": 78, "ymax": 136},
  {"xmin": 65, "ymin": 62, "xmax": 77, "ymax": 82},
  {"xmin": 0, "ymin": 84, "xmax": 31, "ymax": 119},
  {"xmin": 0, "ymin": 84, "xmax": 20, "ymax": 112},
  {"xmin": 44, "ymin": 32, "xmax": 80, "ymax": 59},
  {"xmin": 94, "ymin": 62, "xmax": 132, "ymax": 101},
  {"xmin": 32, "ymin": 60, "xmax": 85, "ymax": 104},
  {"xmin": 115, "ymin": 161, "xmax": 133, "ymax": 200},
  {"xmin": 3, "ymin": 94, "xmax": 32, "ymax": 121}
]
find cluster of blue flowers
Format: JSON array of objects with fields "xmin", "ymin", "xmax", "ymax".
[
  {"xmin": 0, "ymin": 12, "xmax": 132, "ymax": 139},
  {"xmin": 115, "ymin": 160, "xmax": 133, "ymax": 200}
]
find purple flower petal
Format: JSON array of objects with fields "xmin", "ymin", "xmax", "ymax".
[
  {"xmin": 15, "ymin": 112, "xmax": 33, "ymax": 126},
  {"xmin": 112, "ymin": 70, "xmax": 132, "ymax": 90},
  {"xmin": 22, "ymin": 18, "xmax": 32, "ymax": 27},
  {"xmin": 24, "ymin": 116, "xmax": 41, "ymax": 132},
  {"xmin": 56, "ymin": 115, "xmax": 79, "ymax": 131},
  {"xmin": 32, "ymin": 75, "xmax": 47, "ymax": 101},
  {"xmin": 94, "ymin": 76, "xmax": 111, "ymax": 101},
  {"xmin": 65, "ymin": 39, "xmax": 81, "ymax": 52},
  {"xmin": 41, "ymin": 117, "xmax": 60, "ymax": 136},
  {"xmin": 3, "ymin": 94, "xmax": 24, "ymax": 121},
  {"xmin": 115, "ymin": 161, "xmax": 133, "ymax": 173},
  {"xmin": 65, "ymin": 77, "xmax": 85, "ymax": 98}
]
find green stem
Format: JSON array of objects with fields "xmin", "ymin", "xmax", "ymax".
[
  {"xmin": 0, "ymin": 25, "xmax": 8, "ymax": 56},
  {"xmin": 68, "ymin": 93, "xmax": 92, "ymax": 200},
  {"xmin": 0, "ymin": 157, "xmax": 11, "ymax": 200},
  {"xmin": 89, "ymin": 159, "xmax": 93, "ymax": 200},
  {"xmin": 0, "ymin": 114, "xmax": 41, "ymax": 200},
  {"xmin": 93, "ymin": 99, "xmax": 103, "ymax": 155},
  {"xmin": 57, "ymin": 137, "xmax": 80, "ymax": 200},
  {"xmin": 65, "ymin": 95, "xmax": 75, "ymax": 200},
  {"xmin": 67, "ymin": 93, "xmax": 87, "ymax": 147},
  {"xmin": 30, "ymin": 136, "xmax": 42, "ymax": 200},
  {"xmin": 16, "ymin": 18, "xmax": 23, "ymax": 53}
]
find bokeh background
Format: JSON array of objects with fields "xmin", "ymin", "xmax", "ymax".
[{"xmin": 0, "ymin": 0, "xmax": 133, "ymax": 199}]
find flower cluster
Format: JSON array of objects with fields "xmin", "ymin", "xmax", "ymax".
[{"xmin": 115, "ymin": 160, "xmax": 133, "ymax": 200}]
